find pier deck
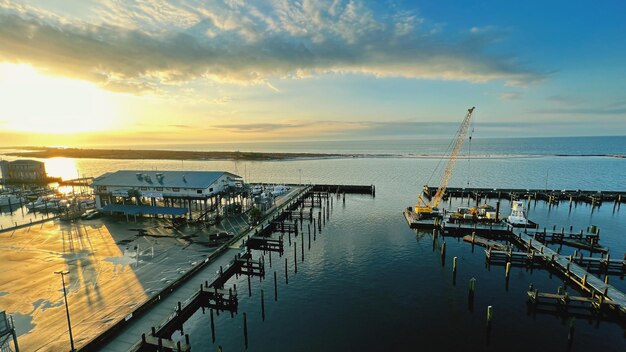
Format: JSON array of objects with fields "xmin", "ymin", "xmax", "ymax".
[
  {"xmin": 87, "ymin": 184, "xmax": 374, "ymax": 351},
  {"xmin": 93, "ymin": 248, "xmax": 240, "ymax": 352},
  {"xmin": 510, "ymin": 229, "xmax": 626, "ymax": 314},
  {"xmin": 425, "ymin": 186, "xmax": 625, "ymax": 204}
]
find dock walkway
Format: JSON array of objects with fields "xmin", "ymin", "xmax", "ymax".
[
  {"xmin": 510, "ymin": 228, "xmax": 626, "ymax": 314},
  {"xmin": 97, "ymin": 248, "xmax": 240, "ymax": 351}
]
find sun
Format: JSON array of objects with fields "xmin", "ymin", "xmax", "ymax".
[{"xmin": 0, "ymin": 63, "xmax": 120, "ymax": 134}]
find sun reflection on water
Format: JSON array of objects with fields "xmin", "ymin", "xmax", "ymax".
[{"xmin": 44, "ymin": 157, "xmax": 79, "ymax": 180}]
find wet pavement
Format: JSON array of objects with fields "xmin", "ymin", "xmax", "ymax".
[{"xmin": 0, "ymin": 187, "xmax": 302, "ymax": 351}]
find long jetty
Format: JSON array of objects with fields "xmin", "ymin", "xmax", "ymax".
[
  {"xmin": 84, "ymin": 184, "xmax": 374, "ymax": 351},
  {"xmin": 424, "ymin": 186, "xmax": 625, "ymax": 205}
]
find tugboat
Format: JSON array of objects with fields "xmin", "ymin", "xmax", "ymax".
[{"xmin": 506, "ymin": 201, "xmax": 537, "ymax": 228}]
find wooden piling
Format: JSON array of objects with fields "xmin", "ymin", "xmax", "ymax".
[
  {"xmin": 285, "ymin": 258, "xmax": 288, "ymax": 284},
  {"xmin": 487, "ymin": 306, "xmax": 493, "ymax": 325},
  {"xmin": 261, "ymin": 289, "xmax": 265, "ymax": 321},
  {"xmin": 274, "ymin": 271, "xmax": 278, "ymax": 301},
  {"xmin": 469, "ymin": 278, "xmax": 476, "ymax": 299},
  {"xmin": 294, "ymin": 245, "xmax": 298, "ymax": 273},
  {"xmin": 210, "ymin": 309, "xmax": 215, "ymax": 342},
  {"xmin": 567, "ymin": 317, "xmax": 575, "ymax": 344},
  {"xmin": 453, "ymin": 257, "xmax": 457, "ymax": 276},
  {"xmin": 243, "ymin": 312, "xmax": 248, "ymax": 349},
  {"xmin": 247, "ymin": 274, "xmax": 252, "ymax": 297}
]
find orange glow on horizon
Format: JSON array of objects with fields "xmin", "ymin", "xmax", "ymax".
[{"xmin": 0, "ymin": 64, "xmax": 121, "ymax": 134}]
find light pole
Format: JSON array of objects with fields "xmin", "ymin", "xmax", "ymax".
[{"xmin": 55, "ymin": 270, "xmax": 75, "ymax": 352}]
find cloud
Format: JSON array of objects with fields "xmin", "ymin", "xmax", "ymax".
[
  {"xmin": 168, "ymin": 124, "xmax": 194, "ymax": 129},
  {"xmin": 499, "ymin": 92, "xmax": 521, "ymax": 100},
  {"xmin": 530, "ymin": 107, "xmax": 626, "ymax": 115},
  {"xmin": 545, "ymin": 95, "xmax": 584, "ymax": 105},
  {"xmin": 0, "ymin": 0, "xmax": 545, "ymax": 93}
]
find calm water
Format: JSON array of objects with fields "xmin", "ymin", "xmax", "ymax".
[
  {"xmin": 1, "ymin": 137, "xmax": 626, "ymax": 350},
  {"xmin": 112, "ymin": 135, "xmax": 626, "ymax": 157}
]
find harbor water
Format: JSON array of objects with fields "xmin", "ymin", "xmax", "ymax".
[{"xmin": 1, "ymin": 136, "xmax": 625, "ymax": 351}]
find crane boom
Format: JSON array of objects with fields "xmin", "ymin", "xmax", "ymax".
[
  {"xmin": 415, "ymin": 107, "xmax": 475, "ymax": 215},
  {"xmin": 432, "ymin": 106, "xmax": 475, "ymax": 207}
]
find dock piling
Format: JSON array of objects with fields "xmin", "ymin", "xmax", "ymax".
[
  {"xmin": 274, "ymin": 271, "xmax": 278, "ymax": 301},
  {"xmin": 469, "ymin": 278, "xmax": 476, "ymax": 300},
  {"xmin": 487, "ymin": 305, "xmax": 493, "ymax": 326},
  {"xmin": 567, "ymin": 317, "xmax": 575, "ymax": 345},
  {"xmin": 505, "ymin": 262, "xmax": 511, "ymax": 279},
  {"xmin": 261, "ymin": 289, "xmax": 265, "ymax": 321},
  {"xmin": 243, "ymin": 312, "xmax": 248, "ymax": 350}
]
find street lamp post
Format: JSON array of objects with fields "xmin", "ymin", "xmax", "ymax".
[{"xmin": 55, "ymin": 270, "xmax": 75, "ymax": 352}]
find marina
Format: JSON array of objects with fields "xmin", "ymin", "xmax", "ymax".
[
  {"xmin": 1, "ymin": 141, "xmax": 625, "ymax": 351},
  {"xmin": 1, "ymin": 1, "xmax": 626, "ymax": 350}
]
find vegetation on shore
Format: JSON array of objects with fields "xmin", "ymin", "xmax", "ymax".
[{"xmin": 2, "ymin": 147, "xmax": 342, "ymax": 161}]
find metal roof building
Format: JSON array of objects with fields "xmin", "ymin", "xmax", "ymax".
[
  {"xmin": 91, "ymin": 170, "xmax": 243, "ymax": 217},
  {"xmin": 92, "ymin": 170, "xmax": 240, "ymax": 190}
]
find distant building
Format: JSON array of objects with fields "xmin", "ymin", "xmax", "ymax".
[
  {"xmin": 91, "ymin": 170, "xmax": 243, "ymax": 210},
  {"xmin": 0, "ymin": 159, "xmax": 47, "ymax": 182}
]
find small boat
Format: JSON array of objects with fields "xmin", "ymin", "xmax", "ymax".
[
  {"xmin": 507, "ymin": 201, "xmax": 536, "ymax": 228},
  {"xmin": 251, "ymin": 185, "xmax": 263, "ymax": 195},
  {"xmin": 270, "ymin": 185, "xmax": 288, "ymax": 196},
  {"xmin": 0, "ymin": 194, "xmax": 24, "ymax": 206},
  {"xmin": 33, "ymin": 198, "xmax": 68, "ymax": 212},
  {"xmin": 26, "ymin": 196, "xmax": 48, "ymax": 210}
]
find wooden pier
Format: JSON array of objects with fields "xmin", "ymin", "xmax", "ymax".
[
  {"xmin": 422, "ymin": 214, "xmax": 626, "ymax": 316},
  {"xmin": 246, "ymin": 237, "xmax": 284, "ymax": 253},
  {"xmin": 424, "ymin": 186, "xmax": 626, "ymax": 205},
  {"xmin": 84, "ymin": 184, "xmax": 374, "ymax": 351},
  {"xmin": 510, "ymin": 228, "xmax": 626, "ymax": 314}
]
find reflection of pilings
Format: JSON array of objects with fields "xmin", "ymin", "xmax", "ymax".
[{"xmin": 0, "ymin": 311, "xmax": 19, "ymax": 352}]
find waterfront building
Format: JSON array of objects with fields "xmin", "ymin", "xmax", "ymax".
[
  {"xmin": 91, "ymin": 170, "xmax": 244, "ymax": 219},
  {"xmin": 0, "ymin": 159, "xmax": 47, "ymax": 182}
]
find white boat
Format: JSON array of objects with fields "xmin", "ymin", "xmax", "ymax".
[
  {"xmin": 0, "ymin": 194, "xmax": 23, "ymax": 206},
  {"xmin": 33, "ymin": 198, "xmax": 68, "ymax": 212},
  {"xmin": 251, "ymin": 185, "xmax": 263, "ymax": 195},
  {"xmin": 78, "ymin": 199, "xmax": 96, "ymax": 209},
  {"xmin": 270, "ymin": 185, "xmax": 288, "ymax": 196},
  {"xmin": 26, "ymin": 196, "xmax": 48, "ymax": 210},
  {"xmin": 507, "ymin": 201, "xmax": 531, "ymax": 226}
]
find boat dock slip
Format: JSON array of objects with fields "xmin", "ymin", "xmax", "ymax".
[
  {"xmin": 462, "ymin": 235, "xmax": 509, "ymax": 251},
  {"xmin": 82, "ymin": 184, "xmax": 374, "ymax": 351},
  {"xmin": 510, "ymin": 228, "xmax": 626, "ymax": 314},
  {"xmin": 423, "ymin": 186, "xmax": 626, "ymax": 205},
  {"xmin": 409, "ymin": 208, "xmax": 626, "ymax": 315}
]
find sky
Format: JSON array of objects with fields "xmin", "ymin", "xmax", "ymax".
[{"xmin": 0, "ymin": 0, "xmax": 625, "ymax": 147}]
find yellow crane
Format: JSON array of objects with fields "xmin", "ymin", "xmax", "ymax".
[{"xmin": 414, "ymin": 107, "xmax": 475, "ymax": 217}]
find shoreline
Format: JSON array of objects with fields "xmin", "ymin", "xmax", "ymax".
[{"xmin": 1, "ymin": 147, "xmax": 624, "ymax": 161}]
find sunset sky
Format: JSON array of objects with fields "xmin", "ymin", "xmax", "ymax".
[{"xmin": 0, "ymin": 0, "xmax": 625, "ymax": 147}]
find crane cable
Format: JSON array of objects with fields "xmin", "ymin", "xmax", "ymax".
[
  {"xmin": 467, "ymin": 110, "xmax": 476, "ymax": 186},
  {"xmin": 425, "ymin": 120, "xmax": 460, "ymax": 187}
]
